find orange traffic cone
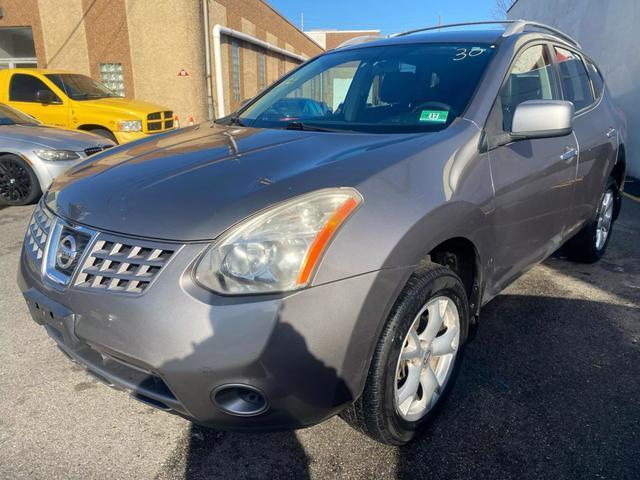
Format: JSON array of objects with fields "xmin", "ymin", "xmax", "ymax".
[{"xmin": 174, "ymin": 115, "xmax": 180, "ymax": 128}]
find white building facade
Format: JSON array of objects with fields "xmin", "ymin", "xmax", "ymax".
[{"xmin": 509, "ymin": 0, "xmax": 640, "ymax": 177}]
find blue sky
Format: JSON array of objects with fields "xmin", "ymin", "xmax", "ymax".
[{"xmin": 269, "ymin": 0, "xmax": 504, "ymax": 35}]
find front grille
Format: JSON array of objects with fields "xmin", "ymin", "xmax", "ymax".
[
  {"xmin": 53, "ymin": 226, "xmax": 92, "ymax": 277},
  {"xmin": 25, "ymin": 203, "xmax": 53, "ymax": 266},
  {"xmin": 147, "ymin": 111, "xmax": 174, "ymax": 132},
  {"xmin": 84, "ymin": 145, "xmax": 113, "ymax": 157},
  {"xmin": 74, "ymin": 239, "xmax": 175, "ymax": 294}
]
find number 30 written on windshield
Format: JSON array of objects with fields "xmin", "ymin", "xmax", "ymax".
[{"xmin": 453, "ymin": 47, "xmax": 487, "ymax": 61}]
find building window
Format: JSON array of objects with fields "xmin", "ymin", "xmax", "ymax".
[
  {"xmin": 0, "ymin": 27, "xmax": 37, "ymax": 69},
  {"xmin": 99, "ymin": 63, "xmax": 125, "ymax": 96},
  {"xmin": 231, "ymin": 41, "xmax": 241, "ymax": 101},
  {"xmin": 259, "ymin": 52, "xmax": 266, "ymax": 90}
]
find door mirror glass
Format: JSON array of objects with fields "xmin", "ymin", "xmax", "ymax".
[
  {"xmin": 511, "ymin": 100, "xmax": 574, "ymax": 139},
  {"xmin": 36, "ymin": 89, "xmax": 55, "ymax": 104}
]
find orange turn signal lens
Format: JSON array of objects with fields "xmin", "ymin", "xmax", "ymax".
[{"xmin": 296, "ymin": 196, "xmax": 360, "ymax": 285}]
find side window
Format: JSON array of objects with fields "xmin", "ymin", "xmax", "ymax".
[
  {"xmin": 585, "ymin": 59, "xmax": 604, "ymax": 100},
  {"xmin": 499, "ymin": 44, "xmax": 558, "ymax": 132},
  {"xmin": 9, "ymin": 74, "xmax": 59, "ymax": 103},
  {"xmin": 554, "ymin": 46, "xmax": 594, "ymax": 111}
]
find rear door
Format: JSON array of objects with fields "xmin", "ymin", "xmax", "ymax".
[
  {"xmin": 7, "ymin": 73, "xmax": 69, "ymax": 128},
  {"xmin": 486, "ymin": 43, "xmax": 578, "ymax": 293},
  {"xmin": 552, "ymin": 47, "xmax": 618, "ymax": 230}
]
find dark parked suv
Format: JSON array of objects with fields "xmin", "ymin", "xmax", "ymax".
[{"xmin": 18, "ymin": 21, "xmax": 626, "ymax": 445}]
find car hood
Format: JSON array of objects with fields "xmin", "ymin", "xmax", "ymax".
[
  {"xmin": 71, "ymin": 97, "xmax": 168, "ymax": 117},
  {"xmin": 47, "ymin": 123, "xmax": 443, "ymax": 241},
  {"xmin": 0, "ymin": 124, "xmax": 112, "ymax": 150}
]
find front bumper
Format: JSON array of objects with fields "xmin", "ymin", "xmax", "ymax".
[{"xmin": 18, "ymin": 231, "xmax": 409, "ymax": 430}]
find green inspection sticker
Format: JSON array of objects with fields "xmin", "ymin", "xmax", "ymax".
[{"xmin": 419, "ymin": 110, "xmax": 449, "ymax": 123}]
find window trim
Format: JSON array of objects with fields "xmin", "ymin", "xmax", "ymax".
[
  {"xmin": 8, "ymin": 73, "xmax": 63, "ymax": 104},
  {"xmin": 550, "ymin": 44, "xmax": 599, "ymax": 115},
  {"xmin": 583, "ymin": 56, "xmax": 605, "ymax": 100}
]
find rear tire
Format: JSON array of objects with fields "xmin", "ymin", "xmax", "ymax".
[
  {"xmin": 341, "ymin": 263, "xmax": 470, "ymax": 445},
  {"xmin": 0, "ymin": 154, "xmax": 42, "ymax": 206},
  {"xmin": 87, "ymin": 128, "xmax": 117, "ymax": 144},
  {"xmin": 564, "ymin": 177, "xmax": 618, "ymax": 263}
]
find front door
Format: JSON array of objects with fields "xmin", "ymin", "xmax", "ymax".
[
  {"xmin": 486, "ymin": 43, "xmax": 578, "ymax": 294},
  {"xmin": 7, "ymin": 72, "xmax": 69, "ymax": 128}
]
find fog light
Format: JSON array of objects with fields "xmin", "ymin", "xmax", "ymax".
[{"xmin": 212, "ymin": 384, "xmax": 268, "ymax": 416}]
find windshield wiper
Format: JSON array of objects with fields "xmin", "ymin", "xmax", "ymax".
[{"xmin": 284, "ymin": 121, "xmax": 353, "ymax": 133}]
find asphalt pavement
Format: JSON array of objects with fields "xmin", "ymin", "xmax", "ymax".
[{"xmin": 0, "ymin": 197, "xmax": 638, "ymax": 480}]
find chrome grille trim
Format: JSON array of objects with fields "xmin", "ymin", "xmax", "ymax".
[
  {"xmin": 25, "ymin": 203, "xmax": 53, "ymax": 264},
  {"xmin": 74, "ymin": 237, "xmax": 176, "ymax": 295}
]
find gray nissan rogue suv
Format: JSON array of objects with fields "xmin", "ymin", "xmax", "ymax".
[{"xmin": 18, "ymin": 21, "xmax": 626, "ymax": 445}]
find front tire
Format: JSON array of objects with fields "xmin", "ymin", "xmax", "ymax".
[
  {"xmin": 0, "ymin": 154, "xmax": 42, "ymax": 206},
  {"xmin": 564, "ymin": 178, "xmax": 618, "ymax": 263},
  {"xmin": 341, "ymin": 263, "xmax": 470, "ymax": 445}
]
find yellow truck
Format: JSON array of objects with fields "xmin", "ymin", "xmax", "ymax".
[{"xmin": 0, "ymin": 69, "xmax": 175, "ymax": 144}]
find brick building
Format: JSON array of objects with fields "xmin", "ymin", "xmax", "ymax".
[{"xmin": 0, "ymin": 0, "xmax": 324, "ymax": 122}]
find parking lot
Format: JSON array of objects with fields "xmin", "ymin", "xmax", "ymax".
[{"xmin": 0, "ymin": 198, "xmax": 638, "ymax": 480}]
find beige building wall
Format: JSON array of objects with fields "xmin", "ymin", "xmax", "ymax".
[
  {"xmin": 37, "ymin": 0, "xmax": 91, "ymax": 73},
  {"xmin": 125, "ymin": 0, "xmax": 208, "ymax": 123}
]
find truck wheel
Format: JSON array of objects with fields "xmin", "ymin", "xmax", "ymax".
[
  {"xmin": 0, "ymin": 154, "xmax": 42, "ymax": 206},
  {"xmin": 88, "ymin": 128, "xmax": 117, "ymax": 144},
  {"xmin": 564, "ymin": 177, "xmax": 618, "ymax": 263},
  {"xmin": 341, "ymin": 263, "xmax": 469, "ymax": 445}
]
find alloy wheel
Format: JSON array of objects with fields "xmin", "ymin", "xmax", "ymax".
[
  {"xmin": 0, "ymin": 158, "xmax": 32, "ymax": 203},
  {"xmin": 595, "ymin": 190, "xmax": 614, "ymax": 251},
  {"xmin": 394, "ymin": 295, "xmax": 460, "ymax": 422}
]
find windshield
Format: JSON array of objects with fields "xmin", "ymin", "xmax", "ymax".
[
  {"xmin": 0, "ymin": 103, "xmax": 40, "ymax": 126},
  {"xmin": 45, "ymin": 74, "xmax": 118, "ymax": 100},
  {"xmin": 236, "ymin": 43, "xmax": 495, "ymax": 133}
]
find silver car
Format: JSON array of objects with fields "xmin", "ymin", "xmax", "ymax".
[
  {"xmin": 0, "ymin": 103, "xmax": 113, "ymax": 206},
  {"xmin": 18, "ymin": 21, "xmax": 626, "ymax": 445}
]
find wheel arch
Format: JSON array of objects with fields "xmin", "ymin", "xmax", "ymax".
[{"xmin": 77, "ymin": 124, "xmax": 112, "ymax": 133}]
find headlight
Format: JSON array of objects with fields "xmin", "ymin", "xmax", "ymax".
[
  {"xmin": 194, "ymin": 188, "xmax": 362, "ymax": 294},
  {"xmin": 117, "ymin": 120, "xmax": 142, "ymax": 132},
  {"xmin": 34, "ymin": 149, "xmax": 80, "ymax": 161}
]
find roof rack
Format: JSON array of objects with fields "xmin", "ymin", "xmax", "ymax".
[{"xmin": 392, "ymin": 19, "xmax": 581, "ymax": 49}]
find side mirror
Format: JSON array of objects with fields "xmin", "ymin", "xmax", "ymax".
[
  {"xmin": 36, "ymin": 89, "xmax": 56, "ymax": 104},
  {"xmin": 511, "ymin": 100, "xmax": 574, "ymax": 139}
]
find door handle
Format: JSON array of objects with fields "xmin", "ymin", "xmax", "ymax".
[
  {"xmin": 560, "ymin": 146, "xmax": 578, "ymax": 161},
  {"xmin": 606, "ymin": 127, "xmax": 617, "ymax": 138}
]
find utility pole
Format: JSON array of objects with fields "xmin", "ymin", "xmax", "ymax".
[{"xmin": 301, "ymin": 12, "xmax": 304, "ymax": 30}]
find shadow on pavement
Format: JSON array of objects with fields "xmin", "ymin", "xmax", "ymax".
[{"xmin": 394, "ymin": 293, "xmax": 639, "ymax": 479}]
